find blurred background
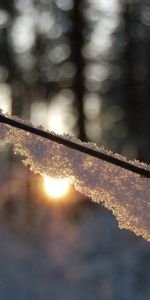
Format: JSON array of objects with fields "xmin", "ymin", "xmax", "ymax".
[{"xmin": 0, "ymin": 0, "xmax": 150, "ymax": 299}]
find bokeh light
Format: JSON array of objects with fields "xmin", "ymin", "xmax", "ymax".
[{"xmin": 43, "ymin": 176, "xmax": 70, "ymax": 199}]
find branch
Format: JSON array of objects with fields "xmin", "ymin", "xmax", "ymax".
[{"xmin": 0, "ymin": 113, "xmax": 149, "ymax": 178}]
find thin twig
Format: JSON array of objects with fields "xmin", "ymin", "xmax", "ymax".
[{"xmin": 0, "ymin": 114, "xmax": 149, "ymax": 178}]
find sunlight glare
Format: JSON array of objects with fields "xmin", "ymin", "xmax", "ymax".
[
  {"xmin": 43, "ymin": 176, "xmax": 70, "ymax": 199},
  {"xmin": 0, "ymin": 83, "xmax": 12, "ymax": 113}
]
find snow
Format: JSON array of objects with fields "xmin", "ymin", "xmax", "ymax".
[
  {"xmin": 0, "ymin": 204, "xmax": 149, "ymax": 300},
  {"xmin": 0, "ymin": 111, "xmax": 150, "ymax": 241}
]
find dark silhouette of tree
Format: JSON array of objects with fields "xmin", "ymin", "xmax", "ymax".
[
  {"xmin": 122, "ymin": 1, "xmax": 150, "ymax": 162},
  {"xmin": 100, "ymin": 0, "xmax": 150, "ymax": 162},
  {"xmin": 70, "ymin": 0, "xmax": 87, "ymax": 140}
]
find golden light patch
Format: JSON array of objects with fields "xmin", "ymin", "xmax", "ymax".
[{"xmin": 43, "ymin": 176, "xmax": 70, "ymax": 199}]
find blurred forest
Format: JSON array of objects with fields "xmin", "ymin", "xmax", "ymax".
[
  {"xmin": 0, "ymin": 0, "xmax": 150, "ymax": 160},
  {"xmin": 0, "ymin": 1, "xmax": 150, "ymax": 299}
]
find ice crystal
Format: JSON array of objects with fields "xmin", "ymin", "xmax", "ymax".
[{"xmin": 0, "ymin": 111, "xmax": 150, "ymax": 241}]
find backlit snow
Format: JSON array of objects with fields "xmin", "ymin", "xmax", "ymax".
[{"xmin": 0, "ymin": 111, "xmax": 150, "ymax": 241}]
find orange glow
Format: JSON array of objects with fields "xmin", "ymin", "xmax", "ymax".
[{"xmin": 43, "ymin": 176, "xmax": 70, "ymax": 199}]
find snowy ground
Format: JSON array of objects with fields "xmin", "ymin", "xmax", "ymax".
[{"xmin": 0, "ymin": 200, "xmax": 149, "ymax": 300}]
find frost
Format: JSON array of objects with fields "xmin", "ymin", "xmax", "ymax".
[{"xmin": 0, "ymin": 111, "xmax": 150, "ymax": 241}]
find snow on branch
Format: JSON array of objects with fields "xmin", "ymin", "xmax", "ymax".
[{"xmin": 0, "ymin": 110, "xmax": 150, "ymax": 241}]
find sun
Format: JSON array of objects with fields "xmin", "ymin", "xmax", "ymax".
[{"xmin": 43, "ymin": 176, "xmax": 70, "ymax": 199}]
